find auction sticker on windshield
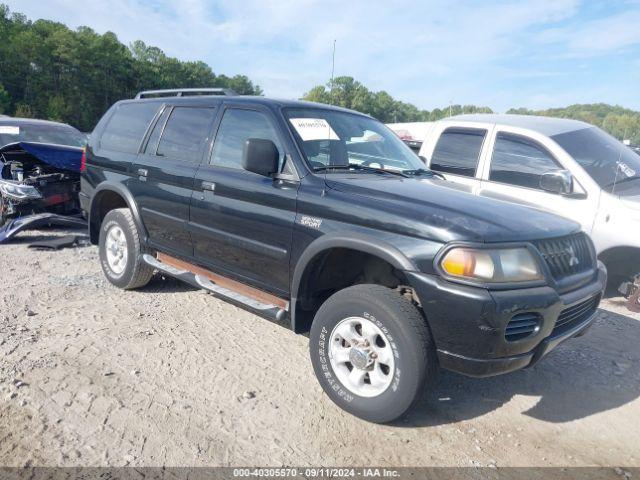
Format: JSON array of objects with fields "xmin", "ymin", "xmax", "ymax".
[
  {"xmin": 289, "ymin": 118, "xmax": 339, "ymax": 141},
  {"xmin": 0, "ymin": 126, "xmax": 19, "ymax": 135}
]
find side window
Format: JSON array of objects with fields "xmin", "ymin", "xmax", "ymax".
[
  {"xmin": 211, "ymin": 109, "xmax": 283, "ymax": 170},
  {"xmin": 100, "ymin": 102, "xmax": 159, "ymax": 153},
  {"xmin": 157, "ymin": 107, "xmax": 216, "ymax": 159},
  {"xmin": 490, "ymin": 133, "xmax": 562, "ymax": 190},
  {"xmin": 144, "ymin": 107, "xmax": 170, "ymax": 154},
  {"xmin": 431, "ymin": 128, "xmax": 486, "ymax": 177}
]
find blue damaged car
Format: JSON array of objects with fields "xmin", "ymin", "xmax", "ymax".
[{"xmin": 0, "ymin": 117, "xmax": 86, "ymax": 225}]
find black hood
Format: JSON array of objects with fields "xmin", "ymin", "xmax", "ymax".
[{"xmin": 325, "ymin": 175, "xmax": 580, "ymax": 243}]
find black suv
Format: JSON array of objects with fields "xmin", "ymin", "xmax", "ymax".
[{"xmin": 81, "ymin": 88, "xmax": 606, "ymax": 423}]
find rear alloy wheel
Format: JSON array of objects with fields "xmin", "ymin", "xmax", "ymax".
[
  {"xmin": 99, "ymin": 208, "xmax": 154, "ymax": 290},
  {"xmin": 310, "ymin": 284, "xmax": 437, "ymax": 423},
  {"xmin": 104, "ymin": 224, "xmax": 128, "ymax": 276}
]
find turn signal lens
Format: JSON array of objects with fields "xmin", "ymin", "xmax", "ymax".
[
  {"xmin": 441, "ymin": 249, "xmax": 477, "ymax": 276},
  {"xmin": 440, "ymin": 247, "xmax": 542, "ymax": 283}
]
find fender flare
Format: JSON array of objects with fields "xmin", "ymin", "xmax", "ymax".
[
  {"xmin": 89, "ymin": 182, "xmax": 147, "ymax": 243},
  {"xmin": 289, "ymin": 232, "xmax": 417, "ymax": 331}
]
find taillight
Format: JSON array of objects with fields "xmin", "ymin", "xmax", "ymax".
[{"xmin": 80, "ymin": 148, "xmax": 87, "ymax": 172}]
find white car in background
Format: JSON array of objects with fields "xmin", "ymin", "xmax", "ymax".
[{"xmin": 417, "ymin": 114, "xmax": 640, "ymax": 310}]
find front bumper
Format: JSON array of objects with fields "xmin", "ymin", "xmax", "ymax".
[{"xmin": 406, "ymin": 263, "xmax": 607, "ymax": 377}]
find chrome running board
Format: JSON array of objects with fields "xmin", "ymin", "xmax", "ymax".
[{"xmin": 142, "ymin": 253, "xmax": 290, "ymax": 325}]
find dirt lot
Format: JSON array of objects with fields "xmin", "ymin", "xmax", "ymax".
[{"xmin": 1, "ymin": 228, "xmax": 639, "ymax": 468}]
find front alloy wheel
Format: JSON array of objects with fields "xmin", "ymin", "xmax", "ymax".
[
  {"xmin": 329, "ymin": 316, "xmax": 395, "ymax": 398},
  {"xmin": 310, "ymin": 284, "xmax": 437, "ymax": 423}
]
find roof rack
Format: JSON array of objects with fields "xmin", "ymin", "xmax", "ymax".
[{"xmin": 134, "ymin": 88, "xmax": 238, "ymax": 99}]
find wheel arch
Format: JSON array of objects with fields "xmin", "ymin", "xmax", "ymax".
[
  {"xmin": 598, "ymin": 245, "xmax": 640, "ymax": 282},
  {"xmin": 290, "ymin": 233, "xmax": 418, "ymax": 333},
  {"xmin": 89, "ymin": 183, "xmax": 146, "ymax": 245}
]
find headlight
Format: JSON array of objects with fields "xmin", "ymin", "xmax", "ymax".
[
  {"xmin": 0, "ymin": 180, "xmax": 42, "ymax": 200},
  {"xmin": 440, "ymin": 247, "xmax": 543, "ymax": 283}
]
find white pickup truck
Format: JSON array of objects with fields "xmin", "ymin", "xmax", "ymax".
[{"xmin": 416, "ymin": 114, "xmax": 640, "ymax": 311}]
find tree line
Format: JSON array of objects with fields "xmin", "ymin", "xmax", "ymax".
[
  {"xmin": 507, "ymin": 104, "xmax": 640, "ymax": 144},
  {"xmin": 302, "ymin": 76, "xmax": 493, "ymax": 123},
  {"xmin": 302, "ymin": 78, "xmax": 640, "ymax": 144},
  {"xmin": 0, "ymin": 4, "xmax": 262, "ymax": 131}
]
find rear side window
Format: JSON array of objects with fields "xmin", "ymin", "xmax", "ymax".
[
  {"xmin": 490, "ymin": 132, "xmax": 562, "ymax": 190},
  {"xmin": 210, "ymin": 108, "xmax": 283, "ymax": 170},
  {"xmin": 430, "ymin": 128, "xmax": 486, "ymax": 177},
  {"xmin": 157, "ymin": 107, "xmax": 216, "ymax": 159},
  {"xmin": 100, "ymin": 103, "xmax": 159, "ymax": 153}
]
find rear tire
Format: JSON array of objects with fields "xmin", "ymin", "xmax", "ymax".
[
  {"xmin": 628, "ymin": 284, "xmax": 640, "ymax": 313},
  {"xmin": 98, "ymin": 208, "xmax": 154, "ymax": 290},
  {"xmin": 309, "ymin": 284, "xmax": 437, "ymax": 423}
]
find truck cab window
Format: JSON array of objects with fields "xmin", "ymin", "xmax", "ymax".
[
  {"xmin": 211, "ymin": 109, "xmax": 283, "ymax": 171},
  {"xmin": 490, "ymin": 132, "xmax": 562, "ymax": 190},
  {"xmin": 430, "ymin": 128, "xmax": 486, "ymax": 177}
]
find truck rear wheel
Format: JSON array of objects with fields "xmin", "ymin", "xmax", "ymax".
[
  {"xmin": 628, "ymin": 283, "xmax": 640, "ymax": 313},
  {"xmin": 309, "ymin": 284, "xmax": 436, "ymax": 423},
  {"xmin": 98, "ymin": 208, "xmax": 154, "ymax": 290}
]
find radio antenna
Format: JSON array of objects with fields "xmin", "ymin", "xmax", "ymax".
[{"xmin": 330, "ymin": 39, "xmax": 336, "ymax": 105}]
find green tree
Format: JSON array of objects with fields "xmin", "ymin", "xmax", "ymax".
[
  {"xmin": 0, "ymin": 3, "xmax": 262, "ymax": 131},
  {"xmin": 14, "ymin": 102, "xmax": 33, "ymax": 118},
  {"xmin": 302, "ymin": 77, "xmax": 493, "ymax": 123},
  {"xmin": 0, "ymin": 84, "xmax": 9, "ymax": 113},
  {"xmin": 507, "ymin": 104, "xmax": 640, "ymax": 143}
]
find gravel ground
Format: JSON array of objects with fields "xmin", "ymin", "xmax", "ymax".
[{"xmin": 0, "ymin": 228, "xmax": 639, "ymax": 468}]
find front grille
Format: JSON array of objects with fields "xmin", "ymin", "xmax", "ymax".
[
  {"xmin": 505, "ymin": 312, "xmax": 541, "ymax": 341},
  {"xmin": 553, "ymin": 294, "xmax": 599, "ymax": 335},
  {"xmin": 534, "ymin": 233, "xmax": 593, "ymax": 280}
]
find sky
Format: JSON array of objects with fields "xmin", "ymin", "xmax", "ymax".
[{"xmin": 6, "ymin": 0, "xmax": 640, "ymax": 112}]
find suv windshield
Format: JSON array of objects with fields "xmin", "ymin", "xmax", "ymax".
[
  {"xmin": 552, "ymin": 127, "xmax": 640, "ymax": 195},
  {"xmin": 284, "ymin": 108, "xmax": 425, "ymax": 174},
  {"xmin": 0, "ymin": 122, "xmax": 86, "ymax": 148}
]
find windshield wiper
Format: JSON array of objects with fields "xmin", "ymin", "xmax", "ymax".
[
  {"xmin": 314, "ymin": 164, "xmax": 410, "ymax": 178},
  {"xmin": 403, "ymin": 168, "xmax": 446, "ymax": 180},
  {"xmin": 605, "ymin": 175, "xmax": 640, "ymax": 188}
]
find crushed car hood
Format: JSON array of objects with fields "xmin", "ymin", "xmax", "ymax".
[
  {"xmin": 0, "ymin": 142, "xmax": 83, "ymax": 173},
  {"xmin": 325, "ymin": 175, "xmax": 581, "ymax": 243}
]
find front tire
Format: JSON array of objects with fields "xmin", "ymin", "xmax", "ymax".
[
  {"xmin": 309, "ymin": 284, "xmax": 437, "ymax": 423},
  {"xmin": 98, "ymin": 208, "xmax": 154, "ymax": 290}
]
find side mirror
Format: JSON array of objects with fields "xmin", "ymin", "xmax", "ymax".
[
  {"xmin": 242, "ymin": 138, "xmax": 279, "ymax": 177},
  {"xmin": 419, "ymin": 155, "xmax": 428, "ymax": 164},
  {"xmin": 539, "ymin": 170, "xmax": 573, "ymax": 195}
]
